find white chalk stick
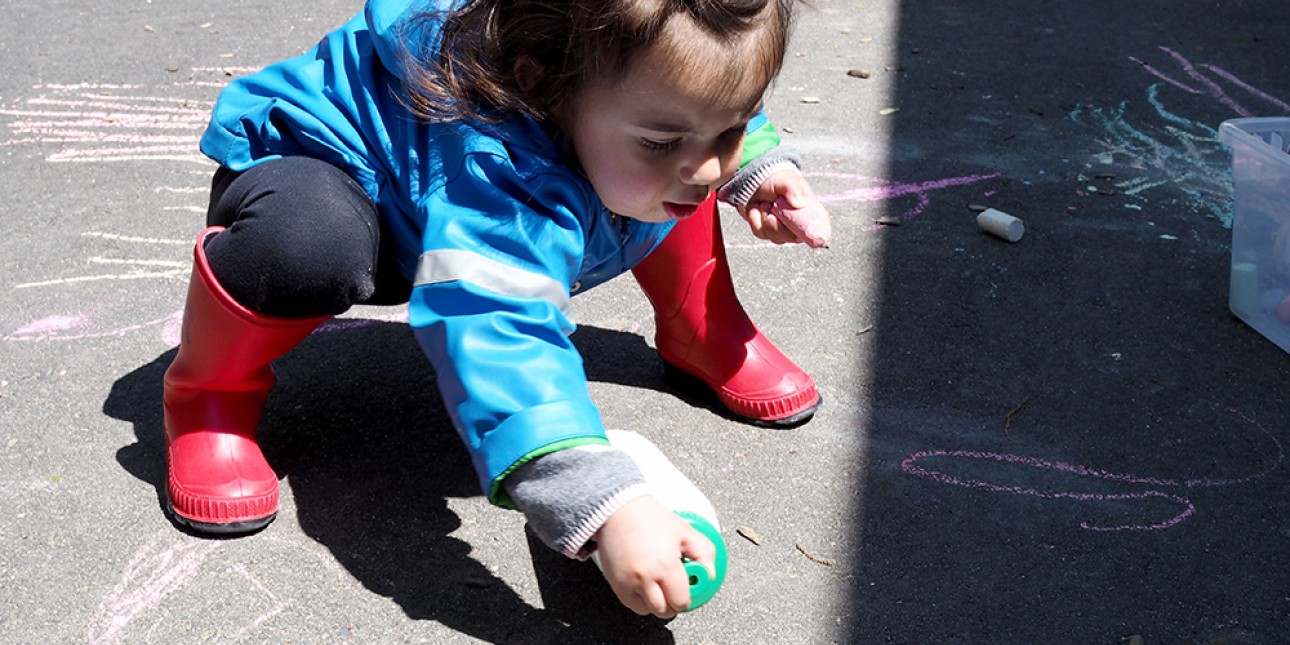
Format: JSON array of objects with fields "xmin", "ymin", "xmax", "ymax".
[
  {"xmin": 977, "ymin": 208, "xmax": 1025, "ymax": 242},
  {"xmin": 1229, "ymin": 262, "xmax": 1259, "ymax": 317}
]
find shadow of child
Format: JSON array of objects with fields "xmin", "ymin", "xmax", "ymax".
[{"xmin": 104, "ymin": 318, "xmax": 684, "ymax": 643}]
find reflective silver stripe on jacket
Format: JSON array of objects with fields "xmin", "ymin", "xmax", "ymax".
[{"xmin": 414, "ymin": 249, "xmax": 572, "ymax": 316}]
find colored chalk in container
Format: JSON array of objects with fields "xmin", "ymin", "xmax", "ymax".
[
  {"xmin": 1278, "ymin": 292, "xmax": 1290, "ymax": 324},
  {"xmin": 977, "ymin": 208, "xmax": 1025, "ymax": 242},
  {"xmin": 1261, "ymin": 289, "xmax": 1287, "ymax": 314}
]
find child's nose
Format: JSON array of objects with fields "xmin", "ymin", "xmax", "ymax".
[{"xmin": 682, "ymin": 152, "xmax": 724, "ymax": 188}]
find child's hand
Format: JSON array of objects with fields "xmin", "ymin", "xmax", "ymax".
[
  {"xmin": 593, "ymin": 495, "xmax": 717, "ymax": 618},
  {"xmin": 738, "ymin": 168, "xmax": 832, "ymax": 247}
]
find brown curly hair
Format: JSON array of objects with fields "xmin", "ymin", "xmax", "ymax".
[{"xmin": 401, "ymin": 0, "xmax": 798, "ymax": 125}]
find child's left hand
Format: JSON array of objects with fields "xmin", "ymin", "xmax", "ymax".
[{"xmin": 737, "ymin": 168, "xmax": 831, "ymax": 246}]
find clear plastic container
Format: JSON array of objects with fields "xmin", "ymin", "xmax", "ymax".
[{"xmin": 1219, "ymin": 117, "xmax": 1290, "ymax": 353}]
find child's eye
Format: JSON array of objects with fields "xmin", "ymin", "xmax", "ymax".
[
  {"xmin": 718, "ymin": 126, "xmax": 746, "ymax": 150},
  {"xmin": 639, "ymin": 138, "xmax": 681, "ymax": 154}
]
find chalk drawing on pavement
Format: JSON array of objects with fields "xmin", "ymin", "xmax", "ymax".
[
  {"xmin": 898, "ymin": 49, "xmax": 1290, "ymax": 532},
  {"xmin": 901, "ymin": 405, "xmax": 1283, "ymax": 532},
  {"xmin": 0, "ymin": 68, "xmax": 247, "ymax": 163},
  {"xmin": 85, "ymin": 530, "xmax": 344, "ymax": 645},
  {"xmin": 0, "ymin": 74, "xmax": 218, "ymax": 344},
  {"xmin": 2, "ymin": 230, "xmax": 193, "ymax": 345},
  {"xmin": 812, "ymin": 171, "xmax": 1001, "ymax": 230},
  {"xmin": 1070, "ymin": 47, "xmax": 1290, "ymax": 227}
]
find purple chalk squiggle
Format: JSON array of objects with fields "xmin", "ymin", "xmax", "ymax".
[{"xmin": 900, "ymin": 407, "xmax": 1283, "ymax": 532}]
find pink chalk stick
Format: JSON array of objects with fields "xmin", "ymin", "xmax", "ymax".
[
  {"xmin": 772, "ymin": 197, "xmax": 832, "ymax": 249},
  {"xmin": 1277, "ymin": 293, "xmax": 1290, "ymax": 324}
]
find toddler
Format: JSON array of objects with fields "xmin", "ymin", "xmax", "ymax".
[{"xmin": 164, "ymin": 0, "xmax": 828, "ymax": 617}]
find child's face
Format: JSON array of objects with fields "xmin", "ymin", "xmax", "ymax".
[{"xmin": 559, "ymin": 42, "xmax": 766, "ymax": 223}]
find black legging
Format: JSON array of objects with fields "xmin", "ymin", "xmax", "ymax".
[{"xmin": 203, "ymin": 157, "xmax": 412, "ymax": 318}]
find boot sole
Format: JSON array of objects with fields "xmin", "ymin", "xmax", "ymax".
[
  {"xmin": 661, "ymin": 361, "xmax": 822, "ymax": 428},
  {"xmin": 167, "ymin": 502, "xmax": 276, "ymax": 536}
]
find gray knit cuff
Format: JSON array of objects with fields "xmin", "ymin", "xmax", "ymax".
[
  {"xmin": 717, "ymin": 145, "xmax": 803, "ymax": 210},
  {"xmin": 502, "ymin": 445, "xmax": 650, "ymax": 560}
]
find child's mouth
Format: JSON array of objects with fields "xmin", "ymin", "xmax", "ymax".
[{"xmin": 663, "ymin": 202, "xmax": 700, "ymax": 220}]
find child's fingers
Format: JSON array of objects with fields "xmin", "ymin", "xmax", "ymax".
[
  {"xmin": 639, "ymin": 581, "xmax": 679, "ymax": 618},
  {"xmin": 613, "ymin": 583, "xmax": 656, "ymax": 617},
  {"xmin": 656, "ymin": 564, "xmax": 693, "ymax": 614},
  {"xmin": 743, "ymin": 203, "xmax": 798, "ymax": 244},
  {"xmin": 680, "ymin": 530, "xmax": 719, "ymax": 579},
  {"xmin": 778, "ymin": 181, "xmax": 819, "ymax": 211},
  {"xmin": 745, "ymin": 208, "xmax": 766, "ymax": 237},
  {"xmin": 742, "ymin": 201, "xmax": 771, "ymax": 228},
  {"xmin": 760, "ymin": 214, "xmax": 798, "ymax": 245},
  {"xmin": 610, "ymin": 572, "xmax": 681, "ymax": 618}
]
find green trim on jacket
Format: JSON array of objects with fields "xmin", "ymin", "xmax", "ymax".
[
  {"xmin": 490, "ymin": 436, "xmax": 612, "ymax": 508},
  {"xmin": 741, "ymin": 119, "xmax": 781, "ymax": 168}
]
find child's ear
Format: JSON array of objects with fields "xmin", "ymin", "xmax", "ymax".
[{"xmin": 513, "ymin": 56, "xmax": 543, "ymax": 93}]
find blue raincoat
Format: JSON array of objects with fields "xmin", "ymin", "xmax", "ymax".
[{"xmin": 200, "ymin": 0, "xmax": 778, "ymax": 504}]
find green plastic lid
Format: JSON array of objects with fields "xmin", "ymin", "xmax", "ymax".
[{"xmin": 676, "ymin": 511, "xmax": 727, "ymax": 611}]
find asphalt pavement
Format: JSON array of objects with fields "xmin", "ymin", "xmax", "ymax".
[{"xmin": 2, "ymin": 1, "xmax": 1289, "ymax": 643}]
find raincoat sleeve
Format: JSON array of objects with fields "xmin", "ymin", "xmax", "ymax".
[{"xmin": 405, "ymin": 148, "xmax": 611, "ymax": 508}]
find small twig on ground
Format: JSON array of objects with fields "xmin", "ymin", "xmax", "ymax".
[
  {"xmin": 1003, "ymin": 396, "xmax": 1030, "ymax": 444},
  {"xmin": 796, "ymin": 544, "xmax": 834, "ymax": 567}
]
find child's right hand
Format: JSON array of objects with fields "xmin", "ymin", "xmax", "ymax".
[
  {"xmin": 593, "ymin": 495, "xmax": 717, "ymax": 618},
  {"xmin": 738, "ymin": 168, "xmax": 832, "ymax": 248}
]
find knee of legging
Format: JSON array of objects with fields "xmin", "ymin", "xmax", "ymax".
[
  {"xmin": 207, "ymin": 231, "xmax": 378, "ymax": 318},
  {"xmin": 205, "ymin": 161, "xmax": 382, "ymax": 316}
]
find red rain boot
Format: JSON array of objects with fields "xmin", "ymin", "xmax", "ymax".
[
  {"xmin": 632, "ymin": 195, "xmax": 821, "ymax": 426},
  {"xmin": 163, "ymin": 226, "xmax": 329, "ymax": 533}
]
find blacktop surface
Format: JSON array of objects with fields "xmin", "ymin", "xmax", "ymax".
[{"xmin": 3, "ymin": 1, "xmax": 1290, "ymax": 643}]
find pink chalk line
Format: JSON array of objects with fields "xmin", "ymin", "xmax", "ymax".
[
  {"xmin": 1, "ymin": 309, "xmax": 412, "ymax": 345},
  {"xmin": 1129, "ymin": 46, "xmax": 1290, "ymax": 118},
  {"xmin": 813, "ymin": 172, "xmax": 1002, "ymax": 204},
  {"xmin": 227, "ymin": 563, "xmax": 288, "ymax": 641},
  {"xmin": 810, "ymin": 172, "xmax": 1002, "ymax": 228},
  {"xmin": 0, "ymin": 83, "xmax": 211, "ymax": 163},
  {"xmin": 901, "ymin": 407, "xmax": 1283, "ymax": 532},
  {"xmin": 87, "ymin": 534, "xmax": 221, "ymax": 645},
  {"xmin": 2, "ymin": 310, "xmax": 414, "ymax": 345},
  {"xmin": 715, "ymin": 171, "xmax": 998, "ymax": 248},
  {"xmin": 49, "ymin": 147, "xmax": 202, "ymax": 162},
  {"xmin": 191, "ymin": 66, "xmax": 261, "ymax": 74},
  {"xmin": 34, "ymin": 83, "xmax": 145, "ymax": 90},
  {"xmin": 87, "ymin": 532, "xmax": 312, "ymax": 644},
  {"xmin": 2, "ymin": 311, "xmax": 183, "ymax": 343}
]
